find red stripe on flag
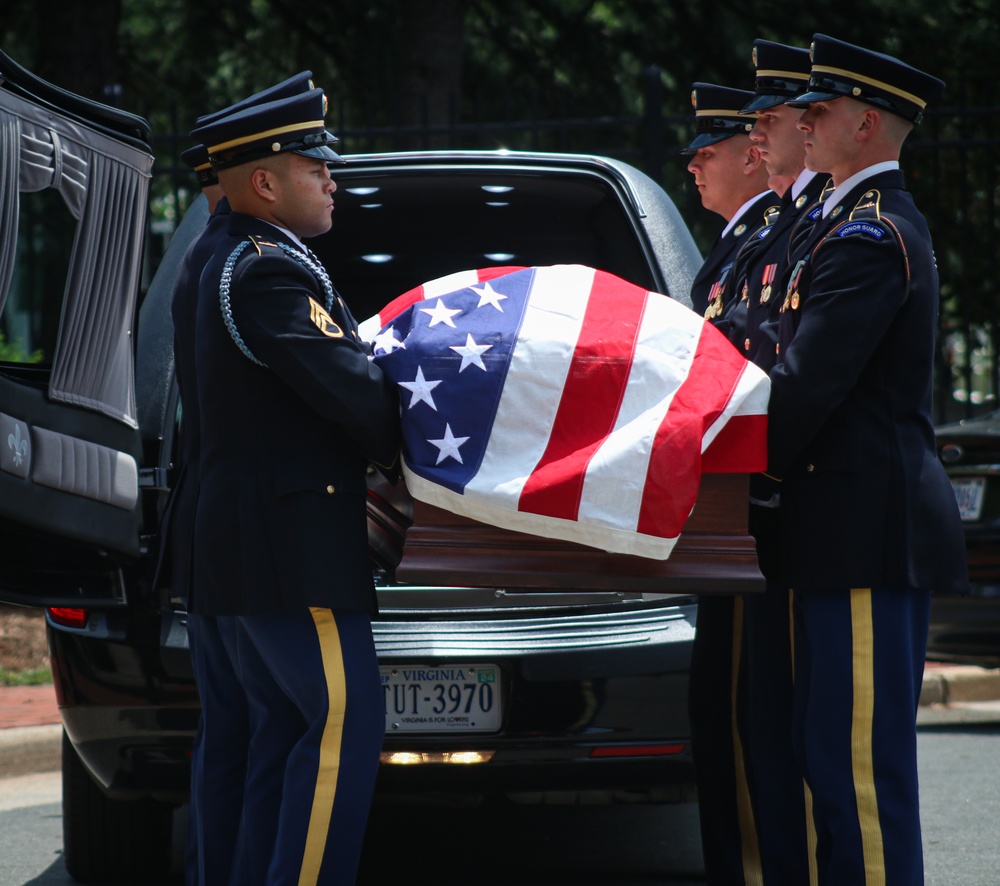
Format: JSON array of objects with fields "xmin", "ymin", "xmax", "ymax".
[
  {"xmin": 637, "ymin": 324, "xmax": 749, "ymax": 538},
  {"xmin": 702, "ymin": 412, "xmax": 768, "ymax": 473},
  {"xmin": 518, "ymin": 272, "xmax": 646, "ymax": 520}
]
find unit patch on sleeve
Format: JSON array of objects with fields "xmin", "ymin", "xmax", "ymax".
[{"xmin": 835, "ymin": 221, "xmax": 886, "ymax": 240}]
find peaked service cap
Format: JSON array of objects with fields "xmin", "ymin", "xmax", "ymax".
[
  {"xmin": 180, "ymin": 143, "xmax": 218, "ymax": 188},
  {"xmin": 195, "ymin": 71, "xmax": 316, "ymax": 127},
  {"xmin": 681, "ymin": 83, "xmax": 755, "ymax": 155},
  {"xmin": 787, "ymin": 34, "xmax": 944, "ymax": 123},
  {"xmin": 192, "ymin": 87, "xmax": 344, "ymax": 170},
  {"xmin": 741, "ymin": 40, "xmax": 812, "ymax": 114}
]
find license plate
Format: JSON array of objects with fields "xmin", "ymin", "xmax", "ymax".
[
  {"xmin": 381, "ymin": 664, "xmax": 501, "ymax": 733},
  {"xmin": 951, "ymin": 477, "xmax": 986, "ymax": 521}
]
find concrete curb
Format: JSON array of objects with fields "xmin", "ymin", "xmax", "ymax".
[
  {"xmin": 0, "ymin": 724, "xmax": 61, "ymax": 779},
  {"xmin": 919, "ymin": 665, "xmax": 1000, "ymax": 706}
]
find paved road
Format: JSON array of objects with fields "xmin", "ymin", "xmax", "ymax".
[{"xmin": 2, "ymin": 717, "xmax": 999, "ymax": 885}]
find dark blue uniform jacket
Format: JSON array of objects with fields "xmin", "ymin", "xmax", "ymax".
[
  {"xmin": 191, "ymin": 212, "xmax": 400, "ymax": 616},
  {"xmin": 163, "ymin": 199, "xmax": 232, "ymax": 606},
  {"xmin": 766, "ymin": 169, "xmax": 967, "ymax": 594},
  {"xmin": 690, "ymin": 191, "xmax": 777, "ymax": 316},
  {"xmin": 716, "ymin": 174, "xmax": 830, "ymax": 372}
]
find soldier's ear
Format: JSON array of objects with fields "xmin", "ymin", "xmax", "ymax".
[
  {"xmin": 250, "ymin": 167, "xmax": 278, "ymax": 203},
  {"xmin": 745, "ymin": 143, "xmax": 765, "ymax": 172}
]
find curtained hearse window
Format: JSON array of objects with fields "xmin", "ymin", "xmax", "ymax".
[{"xmin": 0, "ymin": 86, "xmax": 152, "ymax": 427}]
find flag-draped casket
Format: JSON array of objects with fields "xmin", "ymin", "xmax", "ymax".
[{"xmin": 363, "ymin": 265, "xmax": 769, "ymax": 594}]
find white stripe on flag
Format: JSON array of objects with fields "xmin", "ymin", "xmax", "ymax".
[
  {"xmin": 701, "ymin": 359, "xmax": 770, "ymax": 452},
  {"xmin": 402, "ymin": 464, "xmax": 679, "ymax": 560},
  {"xmin": 465, "ymin": 265, "xmax": 596, "ymax": 506},
  {"xmin": 577, "ymin": 291, "xmax": 705, "ymax": 531}
]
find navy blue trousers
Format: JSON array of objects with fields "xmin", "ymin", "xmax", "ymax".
[
  {"xmin": 744, "ymin": 585, "xmax": 813, "ymax": 885},
  {"xmin": 231, "ymin": 609, "xmax": 383, "ymax": 886},
  {"xmin": 746, "ymin": 586, "xmax": 929, "ymax": 886},
  {"xmin": 186, "ymin": 613, "xmax": 248, "ymax": 886},
  {"xmin": 688, "ymin": 594, "xmax": 762, "ymax": 885}
]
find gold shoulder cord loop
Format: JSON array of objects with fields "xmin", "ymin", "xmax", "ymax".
[{"xmin": 849, "ymin": 188, "xmax": 882, "ymax": 220}]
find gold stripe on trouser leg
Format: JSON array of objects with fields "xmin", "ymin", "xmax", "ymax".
[
  {"xmin": 730, "ymin": 595, "xmax": 764, "ymax": 886},
  {"xmin": 298, "ymin": 608, "xmax": 347, "ymax": 886},
  {"xmin": 789, "ymin": 589, "xmax": 819, "ymax": 886},
  {"xmin": 850, "ymin": 588, "xmax": 886, "ymax": 886}
]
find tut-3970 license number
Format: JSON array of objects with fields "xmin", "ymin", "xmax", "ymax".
[{"xmin": 380, "ymin": 664, "xmax": 500, "ymax": 733}]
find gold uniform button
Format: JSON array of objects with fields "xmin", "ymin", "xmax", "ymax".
[{"xmin": 326, "ymin": 485, "xmax": 336, "ymax": 494}]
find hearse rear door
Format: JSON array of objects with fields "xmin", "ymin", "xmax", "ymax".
[{"xmin": 0, "ymin": 51, "xmax": 152, "ymax": 607}]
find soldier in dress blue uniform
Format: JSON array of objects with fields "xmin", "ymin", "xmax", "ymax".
[
  {"xmin": 694, "ymin": 42, "xmax": 830, "ymax": 886},
  {"xmin": 188, "ymin": 86, "xmax": 400, "ymax": 885},
  {"xmin": 753, "ymin": 35, "xmax": 968, "ymax": 885},
  {"xmin": 717, "ymin": 41, "xmax": 830, "ymax": 372},
  {"xmin": 683, "ymin": 81, "xmax": 775, "ymax": 886},
  {"xmin": 683, "ymin": 83, "xmax": 775, "ymax": 318},
  {"xmin": 173, "ymin": 140, "xmax": 236, "ymax": 886},
  {"xmin": 169, "ymin": 72, "xmax": 321, "ymax": 886}
]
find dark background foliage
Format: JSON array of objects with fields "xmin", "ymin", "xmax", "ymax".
[{"xmin": 3, "ymin": 0, "xmax": 999, "ymax": 416}]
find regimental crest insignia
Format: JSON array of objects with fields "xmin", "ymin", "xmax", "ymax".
[{"xmin": 309, "ymin": 298, "xmax": 344, "ymax": 338}]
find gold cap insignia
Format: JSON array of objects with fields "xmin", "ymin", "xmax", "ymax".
[
  {"xmin": 752, "ymin": 47, "xmax": 758, "ymax": 67},
  {"xmin": 691, "ymin": 90, "xmax": 697, "ymax": 108}
]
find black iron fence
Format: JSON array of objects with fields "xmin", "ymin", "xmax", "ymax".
[{"xmin": 146, "ymin": 67, "xmax": 1000, "ymax": 426}]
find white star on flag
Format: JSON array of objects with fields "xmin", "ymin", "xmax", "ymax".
[
  {"xmin": 428, "ymin": 423, "xmax": 470, "ymax": 464},
  {"xmin": 450, "ymin": 333, "xmax": 492, "ymax": 372},
  {"xmin": 398, "ymin": 365, "xmax": 442, "ymax": 410},
  {"xmin": 472, "ymin": 281, "xmax": 507, "ymax": 311},
  {"xmin": 420, "ymin": 299, "xmax": 462, "ymax": 328},
  {"xmin": 372, "ymin": 325, "xmax": 405, "ymax": 353}
]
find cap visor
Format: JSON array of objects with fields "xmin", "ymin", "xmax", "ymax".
[
  {"xmin": 680, "ymin": 131, "xmax": 739, "ymax": 155},
  {"xmin": 294, "ymin": 144, "xmax": 346, "ymax": 164},
  {"xmin": 785, "ymin": 89, "xmax": 841, "ymax": 108},
  {"xmin": 740, "ymin": 93, "xmax": 795, "ymax": 114}
]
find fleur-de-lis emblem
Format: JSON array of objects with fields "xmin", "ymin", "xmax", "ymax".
[{"xmin": 7, "ymin": 423, "xmax": 28, "ymax": 468}]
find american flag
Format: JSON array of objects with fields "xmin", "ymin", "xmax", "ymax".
[{"xmin": 367, "ymin": 265, "xmax": 769, "ymax": 560}]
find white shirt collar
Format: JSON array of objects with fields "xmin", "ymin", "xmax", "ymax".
[
  {"xmin": 823, "ymin": 161, "xmax": 899, "ymax": 218},
  {"xmin": 791, "ymin": 168, "xmax": 817, "ymax": 202},
  {"xmin": 721, "ymin": 190, "xmax": 773, "ymax": 238},
  {"xmin": 262, "ymin": 221, "xmax": 308, "ymax": 252}
]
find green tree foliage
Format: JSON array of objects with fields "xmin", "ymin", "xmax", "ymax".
[{"xmin": 2, "ymin": 0, "xmax": 1000, "ymax": 402}]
